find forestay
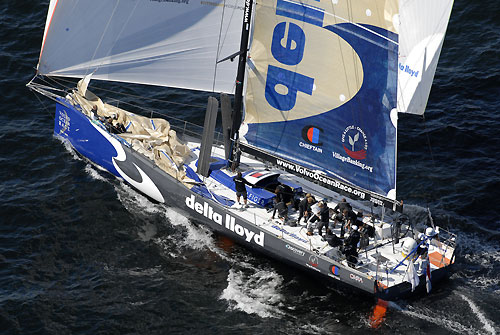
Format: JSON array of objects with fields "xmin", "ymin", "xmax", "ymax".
[
  {"xmin": 397, "ymin": 0, "xmax": 454, "ymax": 115},
  {"xmin": 242, "ymin": 0, "xmax": 399, "ymax": 199},
  {"xmin": 37, "ymin": 0, "xmax": 244, "ymax": 93}
]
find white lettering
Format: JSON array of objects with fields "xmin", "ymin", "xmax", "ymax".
[
  {"xmin": 186, "ymin": 195, "xmax": 264, "ymax": 247},
  {"xmin": 254, "ymin": 231, "xmax": 264, "ymax": 246},
  {"xmin": 213, "ymin": 212, "xmax": 222, "ymax": 225},
  {"xmin": 195, "ymin": 202, "xmax": 203, "ymax": 214},
  {"xmin": 244, "ymin": 228, "xmax": 255, "ymax": 242},
  {"xmin": 332, "ymin": 151, "xmax": 373, "ymax": 173},
  {"xmin": 349, "ymin": 273, "xmax": 363, "ymax": 283},
  {"xmin": 234, "ymin": 224, "xmax": 244, "ymax": 236},
  {"xmin": 299, "ymin": 141, "xmax": 323, "ymax": 153},
  {"xmin": 186, "ymin": 194, "xmax": 195, "ymax": 209},
  {"xmin": 285, "ymin": 244, "xmax": 306, "ymax": 256}
]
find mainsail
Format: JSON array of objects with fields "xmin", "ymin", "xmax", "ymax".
[
  {"xmin": 242, "ymin": 0, "xmax": 399, "ymax": 200},
  {"xmin": 37, "ymin": 0, "xmax": 244, "ymax": 93},
  {"xmin": 397, "ymin": 0, "xmax": 454, "ymax": 115}
]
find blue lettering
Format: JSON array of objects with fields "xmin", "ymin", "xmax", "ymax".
[
  {"xmin": 271, "ymin": 22, "xmax": 306, "ymax": 66},
  {"xmin": 399, "ymin": 62, "xmax": 419, "ymax": 78},
  {"xmin": 265, "ymin": 65, "xmax": 314, "ymax": 111}
]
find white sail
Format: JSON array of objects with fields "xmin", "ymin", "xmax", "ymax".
[
  {"xmin": 397, "ymin": 0, "xmax": 454, "ymax": 115},
  {"xmin": 37, "ymin": 0, "xmax": 244, "ymax": 94}
]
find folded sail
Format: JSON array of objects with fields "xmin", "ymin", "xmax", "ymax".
[
  {"xmin": 37, "ymin": 0, "xmax": 244, "ymax": 93},
  {"xmin": 243, "ymin": 0, "xmax": 399, "ymax": 199},
  {"xmin": 397, "ymin": 0, "xmax": 454, "ymax": 115}
]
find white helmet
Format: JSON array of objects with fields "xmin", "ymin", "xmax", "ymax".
[
  {"xmin": 352, "ymin": 225, "xmax": 358, "ymax": 231},
  {"xmin": 425, "ymin": 227, "xmax": 435, "ymax": 237},
  {"xmin": 402, "ymin": 238, "xmax": 417, "ymax": 256}
]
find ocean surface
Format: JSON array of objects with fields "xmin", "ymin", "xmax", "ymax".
[{"xmin": 1, "ymin": 1, "xmax": 499, "ymax": 334}]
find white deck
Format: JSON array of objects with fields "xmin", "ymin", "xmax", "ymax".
[{"xmin": 183, "ymin": 141, "xmax": 456, "ymax": 288}]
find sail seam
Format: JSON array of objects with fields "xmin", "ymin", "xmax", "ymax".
[
  {"xmin": 212, "ymin": 0, "xmax": 228, "ymax": 92},
  {"xmin": 323, "ymin": 10, "xmax": 398, "ymax": 46},
  {"xmin": 86, "ymin": 0, "xmax": 141, "ymax": 77},
  {"xmin": 85, "ymin": 1, "xmax": 121, "ymax": 76}
]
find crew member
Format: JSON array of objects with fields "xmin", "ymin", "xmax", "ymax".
[
  {"xmin": 339, "ymin": 208, "xmax": 357, "ymax": 238},
  {"xmin": 233, "ymin": 171, "xmax": 251, "ymax": 208},
  {"xmin": 90, "ymin": 105, "xmax": 98, "ymax": 120},
  {"xmin": 306, "ymin": 203, "xmax": 321, "ymax": 236},
  {"xmin": 315, "ymin": 201, "xmax": 330, "ymax": 238},
  {"xmin": 297, "ymin": 193, "xmax": 311, "ymax": 223},
  {"xmin": 271, "ymin": 197, "xmax": 288, "ymax": 222},
  {"xmin": 343, "ymin": 225, "xmax": 361, "ymax": 266},
  {"xmin": 274, "ymin": 184, "xmax": 285, "ymax": 203},
  {"xmin": 333, "ymin": 198, "xmax": 351, "ymax": 214},
  {"xmin": 306, "ymin": 200, "xmax": 329, "ymax": 236}
]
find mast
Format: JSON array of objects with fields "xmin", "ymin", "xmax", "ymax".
[{"xmin": 228, "ymin": 0, "xmax": 253, "ymax": 169}]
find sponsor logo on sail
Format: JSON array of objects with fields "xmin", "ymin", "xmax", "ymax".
[
  {"xmin": 185, "ymin": 195, "xmax": 264, "ymax": 247},
  {"xmin": 302, "ymin": 126, "xmax": 323, "ymax": 145},
  {"xmin": 342, "ymin": 125, "xmax": 367, "ymax": 160},
  {"xmin": 299, "ymin": 125, "xmax": 323, "ymax": 153},
  {"xmin": 398, "ymin": 62, "xmax": 419, "ymax": 78},
  {"xmin": 331, "ymin": 125, "xmax": 374, "ymax": 173}
]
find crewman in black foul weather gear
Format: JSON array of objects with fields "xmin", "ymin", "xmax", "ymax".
[
  {"xmin": 343, "ymin": 225, "xmax": 361, "ymax": 266},
  {"xmin": 271, "ymin": 197, "xmax": 288, "ymax": 222},
  {"xmin": 297, "ymin": 194, "xmax": 312, "ymax": 223},
  {"xmin": 233, "ymin": 171, "xmax": 251, "ymax": 208},
  {"xmin": 333, "ymin": 198, "xmax": 351, "ymax": 214}
]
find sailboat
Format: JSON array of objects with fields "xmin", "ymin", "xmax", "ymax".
[{"xmin": 28, "ymin": 0, "xmax": 457, "ymax": 300}]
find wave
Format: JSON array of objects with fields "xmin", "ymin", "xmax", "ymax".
[{"xmin": 220, "ymin": 267, "xmax": 285, "ymax": 318}]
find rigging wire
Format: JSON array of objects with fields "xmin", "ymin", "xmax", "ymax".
[
  {"xmin": 30, "ymin": 88, "xmax": 56, "ymax": 121},
  {"xmin": 38, "ymin": 75, "xmax": 207, "ymax": 110},
  {"xmin": 422, "ymin": 114, "xmax": 438, "ymax": 212},
  {"xmin": 422, "ymin": 115, "xmax": 436, "ymax": 167}
]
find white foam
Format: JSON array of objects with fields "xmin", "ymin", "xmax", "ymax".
[
  {"xmin": 84, "ymin": 164, "xmax": 107, "ymax": 182},
  {"xmin": 162, "ymin": 206, "xmax": 219, "ymax": 252},
  {"xmin": 459, "ymin": 294, "xmax": 497, "ymax": 335},
  {"xmin": 399, "ymin": 305, "xmax": 477, "ymax": 335},
  {"xmin": 56, "ymin": 135, "xmax": 82, "ymax": 161},
  {"xmin": 458, "ymin": 232, "xmax": 500, "ymax": 293},
  {"xmin": 115, "ymin": 182, "xmax": 163, "ymax": 215},
  {"xmin": 220, "ymin": 267, "xmax": 284, "ymax": 318},
  {"xmin": 126, "ymin": 266, "xmax": 161, "ymax": 277}
]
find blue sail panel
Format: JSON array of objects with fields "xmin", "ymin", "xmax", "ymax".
[{"xmin": 243, "ymin": 0, "xmax": 398, "ymax": 198}]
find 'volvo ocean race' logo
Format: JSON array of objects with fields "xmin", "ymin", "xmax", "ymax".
[
  {"xmin": 341, "ymin": 125, "xmax": 367, "ymax": 160},
  {"xmin": 299, "ymin": 125, "xmax": 323, "ymax": 153},
  {"xmin": 58, "ymin": 110, "xmax": 70, "ymax": 136}
]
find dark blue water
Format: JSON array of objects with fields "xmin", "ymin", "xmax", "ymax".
[{"xmin": 1, "ymin": 1, "xmax": 499, "ymax": 334}]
